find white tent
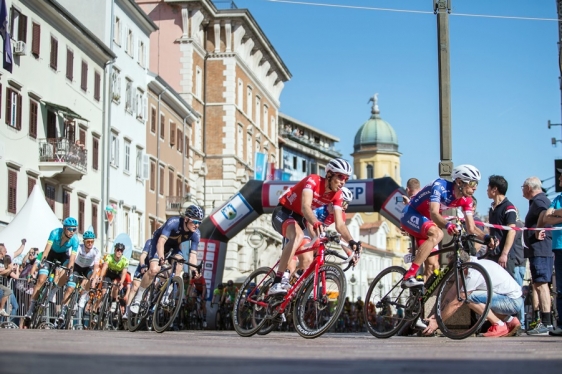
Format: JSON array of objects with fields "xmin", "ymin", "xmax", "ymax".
[{"xmin": 0, "ymin": 184, "xmax": 62, "ymax": 258}]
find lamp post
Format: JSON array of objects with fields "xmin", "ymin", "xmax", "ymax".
[
  {"xmin": 350, "ymin": 273, "xmax": 357, "ymax": 301},
  {"xmin": 247, "ymin": 230, "xmax": 264, "ymax": 271}
]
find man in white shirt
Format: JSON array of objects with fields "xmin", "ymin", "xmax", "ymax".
[{"xmin": 423, "ymin": 252, "xmax": 523, "ymax": 337}]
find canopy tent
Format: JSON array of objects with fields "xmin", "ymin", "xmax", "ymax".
[{"xmin": 0, "ymin": 185, "xmax": 63, "ymax": 260}]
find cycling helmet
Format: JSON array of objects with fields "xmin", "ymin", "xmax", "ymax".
[
  {"xmin": 340, "ymin": 187, "xmax": 353, "ymax": 202},
  {"xmin": 227, "ymin": 280, "xmax": 234, "ymax": 286},
  {"xmin": 451, "ymin": 164, "xmax": 481, "ymax": 182},
  {"xmin": 185, "ymin": 204, "xmax": 204, "ymax": 220},
  {"xmin": 218, "ymin": 283, "xmax": 225, "ymax": 289},
  {"xmin": 63, "ymin": 217, "xmax": 78, "ymax": 227},
  {"xmin": 326, "ymin": 158, "xmax": 352, "ymax": 176},
  {"xmin": 83, "ymin": 231, "xmax": 96, "ymax": 240},
  {"xmin": 114, "ymin": 243, "xmax": 125, "ymax": 251}
]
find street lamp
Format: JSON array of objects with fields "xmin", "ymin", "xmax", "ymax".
[
  {"xmin": 247, "ymin": 229, "xmax": 264, "ymax": 270},
  {"xmin": 552, "ymin": 138, "xmax": 562, "ymax": 147},
  {"xmin": 350, "ymin": 273, "xmax": 357, "ymax": 301}
]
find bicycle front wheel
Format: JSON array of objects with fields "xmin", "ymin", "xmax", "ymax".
[
  {"xmin": 128, "ymin": 284, "xmax": 155, "ymax": 332},
  {"xmin": 364, "ymin": 266, "xmax": 411, "ymax": 339},
  {"xmin": 64, "ymin": 291, "xmax": 79, "ymax": 330},
  {"xmin": 153, "ymin": 276, "xmax": 184, "ymax": 333},
  {"xmin": 435, "ymin": 262, "xmax": 492, "ymax": 340},
  {"xmin": 293, "ymin": 264, "xmax": 346, "ymax": 339},
  {"xmin": 232, "ymin": 266, "xmax": 274, "ymax": 337}
]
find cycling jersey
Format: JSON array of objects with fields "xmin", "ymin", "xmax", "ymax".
[
  {"xmin": 279, "ymin": 174, "xmax": 344, "ymax": 215},
  {"xmin": 408, "ymin": 178, "xmax": 474, "ymax": 218},
  {"xmin": 190, "ymin": 277, "xmax": 206, "ymax": 293},
  {"xmin": 148, "ymin": 216, "xmax": 200, "ymax": 260},
  {"xmin": 47, "ymin": 228, "xmax": 80, "ymax": 254},
  {"xmin": 74, "ymin": 244, "xmax": 101, "ymax": 268},
  {"xmin": 314, "ymin": 205, "xmax": 346, "ymax": 226},
  {"xmin": 223, "ymin": 286, "xmax": 238, "ymax": 302},
  {"xmin": 105, "ymin": 254, "xmax": 129, "ymax": 273}
]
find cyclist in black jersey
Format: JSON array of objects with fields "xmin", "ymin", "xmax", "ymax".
[{"xmin": 130, "ymin": 205, "xmax": 203, "ymax": 313}]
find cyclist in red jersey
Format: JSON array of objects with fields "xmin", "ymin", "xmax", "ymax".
[{"xmin": 270, "ymin": 158, "xmax": 360, "ymax": 294}]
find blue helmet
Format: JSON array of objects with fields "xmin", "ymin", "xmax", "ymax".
[
  {"xmin": 83, "ymin": 231, "xmax": 96, "ymax": 240},
  {"xmin": 63, "ymin": 217, "xmax": 78, "ymax": 227},
  {"xmin": 185, "ymin": 204, "xmax": 204, "ymax": 220}
]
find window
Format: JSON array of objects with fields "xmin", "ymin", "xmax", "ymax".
[
  {"xmin": 237, "ymin": 79, "xmax": 243, "ymax": 108},
  {"xmin": 124, "ymin": 140, "xmax": 131, "ymax": 173},
  {"xmin": 135, "ymin": 88, "xmax": 145, "ymax": 120},
  {"xmin": 50, "ymin": 36, "xmax": 58, "ymax": 70},
  {"xmin": 66, "ymin": 48, "xmax": 73, "ymax": 81},
  {"xmin": 63, "ymin": 189, "xmax": 70, "ymax": 218},
  {"xmin": 160, "ymin": 114, "xmax": 165, "ymax": 139},
  {"xmin": 29, "ymin": 100, "xmax": 38, "ymax": 138},
  {"xmin": 292, "ymin": 156, "xmax": 297, "ymax": 170},
  {"xmin": 170, "ymin": 122, "xmax": 176, "ymax": 146},
  {"xmin": 271, "ymin": 116, "xmax": 276, "ymax": 139},
  {"xmin": 114, "ymin": 17, "xmax": 121, "ymax": 45},
  {"xmin": 78, "ymin": 198, "xmax": 85, "ymax": 234},
  {"xmin": 255, "ymin": 96, "xmax": 261, "ymax": 129},
  {"xmin": 150, "ymin": 160, "xmax": 156, "ymax": 191},
  {"xmin": 184, "ymin": 135, "xmax": 189, "ymax": 159},
  {"xmin": 169, "ymin": 170, "xmax": 174, "ymax": 196},
  {"xmin": 45, "ymin": 183, "xmax": 55, "ymax": 212},
  {"xmin": 31, "ymin": 22, "xmax": 40, "ymax": 57},
  {"xmin": 6, "ymin": 88, "xmax": 22, "ymax": 130},
  {"xmin": 247, "ymin": 132, "xmax": 253, "ymax": 166},
  {"xmin": 126, "ymin": 28, "xmax": 133, "ymax": 56},
  {"xmin": 150, "ymin": 107, "xmax": 156, "ymax": 133},
  {"xmin": 8, "ymin": 169, "xmax": 17, "ymax": 214},
  {"xmin": 92, "ymin": 203, "xmax": 98, "ymax": 236},
  {"xmin": 159, "ymin": 165, "xmax": 165, "ymax": 195},
  {"xmin": 125, "ymin": 79, "xmax": 132, "ymax": 112},
  {"xmin": 79, "ymin": 128, "xmax": 86, "ymax": 146},
  {"xmin": 111, "ymin": 68, "xmax": 121, "ymax": 101},
  {"xmin": 27, "ymin": 177, "xmax": 36, "ymax": 197},
  {"xmin": 149, "ymin": 218, "xmax": 156, "ymax": 236},
  {"xmin": 138, "ymin": 40, "xmax": 145, "ymax": 67},
  {"xmin": 94, "ymin": 71, "xmax": 101, "ymax": 101},
  {"xmin": 246, "ymin": 86, "xmax": 253, "ymax": 118},
  {"xmin": 176, "ymin": 176, "xmax": 183, "ymax": 198},
  {"xmin": 176, "ymin": 129, "xmax": 182, "ymax": 152},
  {"xmin": 302, "ymin": 159, "xmax": 307, "ymax": 173},
  {"xmin": 136, "ymin": 148, "xmax": 143, "ymax": 179},
  {"xmin": 11, "ymin": 8, "xmax": 27, "ymax": 43},
  {"xmin": 366, "ymin": 165, "xmax": 373, "ymax": 179},
  {"xmin": 110, "ymin": 133, "xmax": 119, "ymax": 167},
  {"xmin": 81, "ymin": 60, "xmax": 88, "ymax": 91},
  {"xmin": 263, "ymin": 105, "xmax": 269, "ymax": 136},
  {"xmin": 237, "ymin": 124, "xmax": 243, "ymax": 158},
  {"xmin": 92, "ymin": 137, "xmax": 99, "ymax": 170},
  {"xmin": 195, "ymin": 67, "xmax": 202, "ymax": 98}
]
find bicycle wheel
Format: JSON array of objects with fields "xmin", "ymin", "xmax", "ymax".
[
  {"xmin": 293, "ymin": 264, "xmax": 346, "ymax": 339},
  {"xmin": 64, "ymin": 291, "xmax": 79, "ymax": 330},
  {"xmin": 435, "ymin": 261, "xmax": 493, "ymax": 340},
  {"xmin": 364, "ymin": 266, "xmax": 411, "ymax": 339},
  {"xmin": 232, "ymin": 266, "xmax": 274, "ymax": 337},
  {"xmin": 128, "ymin": 284, "xmax": 155, "ymax": 332},
  {"xmin": 30, "ymin": 284, "xmax": 50, "ymax": 329},
  {"xmin": 152, "ymin": 276, "xmax": 184, "ymax": 333},
  {"xmin": 214, "ymin": 309, "xmax": 222, "ymax": 330}
]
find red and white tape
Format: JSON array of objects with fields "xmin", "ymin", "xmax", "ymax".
[{"xmin": 444, "ymin": 216, "xmax": 562, "ymax": 232}]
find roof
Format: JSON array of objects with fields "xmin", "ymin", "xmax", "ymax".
[{"xmin": 279, "ymin": 112, "xmax": 340, "ymax": 141}]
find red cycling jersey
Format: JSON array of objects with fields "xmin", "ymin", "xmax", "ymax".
[
  {"xmin": 279, "ymin": 174, "xmax": 343, "ymax": 216},
  {"xmin": 190, "ymin": 277, "xmax": 206, "ymax": 292}
]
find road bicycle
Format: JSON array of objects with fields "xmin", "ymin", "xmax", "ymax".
[
  {"xmin": 233, "ymin": 231, "xmax": 358, "ymax": 339},
  {"xmin": 128, "ymin": 255, "xmax": 202, "ymax": 333},
  {"xmin": 364, "ymin": 228, "xmax": 492, "ymax": 340},
  {"xmin": 28, "ymin": 260, "xmax": 71, "ymax": 329},
  {"xmin": 213, "ymin": 301, "xmax": 233, "ymax": 331},
  {"xmin": 186, "ymin": 296, "xmax": 206, "ymax": 330},
  {"xmin": 57, "ymin": 274, "xmax": 87, "ymax": 330}
]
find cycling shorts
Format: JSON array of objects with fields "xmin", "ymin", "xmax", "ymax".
[
  {"xmin": 272, "ymin": 205, "xmax": 306, "ymax": 238},
  {"xmin": 147, "ymin": 243, "xmax": 183, "ymax": 262},
  {"xmin": 133, "ymin": 263, "xmax": 147, "ymax": 280},
  {"xmin": 400, "ymin": 205, "xmax": 437, "ymax": 241},
  {"xmin": 73, "ymin": 264, "xmax": 93, "ymax": 278},
  {"xmin": 104, "ymin": 269, "xmax": 122, "ymax": 284},
  {"xmin": 39, "ymin": 251, "xmax": 69, "ymax": 276}
]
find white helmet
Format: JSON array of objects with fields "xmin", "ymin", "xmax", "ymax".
[
  {"xmin": 326, "ymin": 158, "xmax": 352, "ymax": 176},
  {"xmin": 340, "ymin": 187, "xmax": 353, "ymax": 202},
  {"xmin": 451, "ymin": 164, "xmax": 481, "ymax": 182}
]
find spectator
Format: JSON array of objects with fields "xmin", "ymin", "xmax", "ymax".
[
  {"xmin": 0, "ymin": 241, "xmax": 26, "ymax": 317},
  {"xmin": 20, "ymin": 247, "xmax": 39, "ymax": 279},
  {"xmin": 486, "ymin": 175, "xmax": 517, "ymax": 268},
  {"xmin": 507, "ymin": 211, "xmax": 527, "ymax": 330},
  {"xmin": 423, "ymin": 251, "xmax": 523, "ymax": 337},
  {"xmin": 537, "ymin": 169, "xmax": 562, "ymax": 336},
  {"xmin": 522, "ymin": 177, "xmax": 553, "ymax": 335}
]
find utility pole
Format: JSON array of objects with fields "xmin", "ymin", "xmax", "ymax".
[{"xmin": 435, "ymin": 0, "xmax": 453, "ymax": 178}]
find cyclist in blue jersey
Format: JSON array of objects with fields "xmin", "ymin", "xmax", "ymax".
[
  {"xmin": 400, "ymin": 165, "xmax": 495, "ymax": 288},
  {"xmin": 129, "ymin": 205, "xmax": 203, "ymax": 313},
  {"xmin": 24, "ymin": 217, "xmax": 80, "ymax": 320}
]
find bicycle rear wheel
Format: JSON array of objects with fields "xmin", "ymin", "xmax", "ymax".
[
  {"xmin": 128, "ymin": 284, "xmax": 155, "ymax": 332},
  {"xmin": 232, "ymin": 266, "xmax": 274, "ymax": 337},
  {"xmin": 64, "ymin": 291, "xmax": 79, "ymax": 330},
  {"xmin": 152, "ymin": 276, "xmax": 184, "ymax": 333},
  {"xmin": 293, "ymin": 264, "xmax": 346, "ymax": 339},
  {"xmin": 364, "ymin": 266, "xmax": 411, "ymax": 338},
  {"xmin": 435, "ymin": 261, "xmax": 492, "ymax": 340}
]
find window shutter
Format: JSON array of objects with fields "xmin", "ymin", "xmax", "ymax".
[
  {"xmin": 16, "ymin": 94, "xmax": 22, "ymax": 130},
  {"xmin": 79, "ymin": 129, "xmax": 86, "ymax": 145},
  {"xmin": 6, "ymin": 89, "xmax": 12, "ymax": 125},
  {"xmin": 160, "ymin": 114, "xmax": 165, "ymax": 139},
  {"xmin": 63, "ymin": 190, "xmax": 70, "ymax": 218},
  {"xmin": 92, "ymin": 203, "xmax": 98, "ymax": 236},
  {"xmin": 50, "ymin": 37, "xmax": 58, "ymax": 70},
  {"xmin": 94, "ymin": 71, "xmax": 101, "ymax": 101},
  {"xmin": 31, "ymin": 23, "xmax": 40, "ymax": 56},
  {"xmin": 143, "ymin": 96, "xmax": 147, "ymax": 122},
  {"xmin": 170, "ymin": 122, "xmax": 176, "ymax": 146},
  {"xmin": 150, "ymin": 108, "xmax": 156, "ymax": 132},
  {"xmin": 142, "ymin": 153, "xmax": 149, "ymax": 180},
  {"xmin": 78, "ymin": 199, "xmax": 85, "ymax": 234},
  {"xmin": 19, "ymin": 14, "xmax": 28, "ymax": 43},
  {"xmin": 81, "ymin": 61, "xmax": 88, "ymax": 91},
  {"xmin": 8, "ymin": 170, "xmax": 17, "ymax": 214},
  {"xmin": 177, "ymin": 129, "xmax": 182, "ymax": 151},
  {"xmin": 169, "ymin": 170, "xmax": 174, "ymax": 196},
  {"xmin": 66, "ymin": 49, "xmax": 74, "ymax": 81},
  {"xmin": 93, "ymin": 137, "xmax": 99, "ymax": 170},
  {"xmin": 29, "ymin": 100, "xmax": 38, "ymax": 138},
  {"xmin": 27, "ymin": 177, "xmax": 36, "ymax": 197}
]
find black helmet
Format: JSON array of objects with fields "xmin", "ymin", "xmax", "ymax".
[
  {"xmin": 185, "ymin": 204, "xmax": 204, "ymax": 220},
  {"xmin": 227, "ymin": 280, "xmax": 234, "ymax": 286},
  {"xmin": 114, "ymin": 243, "xmax": 125, "ymax": 252},
  {"xmin": 218, "ymin": 283, "xmax": 225, "ymax": 289}
]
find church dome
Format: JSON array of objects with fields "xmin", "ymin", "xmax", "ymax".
[{"xmin": 354, "ymin": 94, "xmax": 398, "ymax": 152}]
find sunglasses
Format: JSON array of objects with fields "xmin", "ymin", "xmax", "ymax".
[
  {"xmin": 189, "ymin": 219, "xmax": 202, "ymax": 225},
  {"xmin": 84, "ymin": 240, "xmax": 94, "ymax": 244},
  {"xmin": 465, "ymin": 180, "xmax": 478, "ymax": 188},
  {"xmin": 115, "ymin": 247, "xmax": 124, "ymax": 252},
  {"xmin": 66, "ymin": 227, "xmax": 77, "ymax": 232},
  {"xmin": 334, "ymin": 173, "xmax": 349, "ymax": 182}
]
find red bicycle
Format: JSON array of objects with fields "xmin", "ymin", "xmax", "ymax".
[{"xmin": 232, "ymin": 232, "xmax": 358, "ymax": 339}]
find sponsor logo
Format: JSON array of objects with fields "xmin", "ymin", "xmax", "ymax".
[
  {"xmin": 408, "ymin": 215, "xmax": 420, "ymax": 229},
  {"xmin": 287, "ymin": 192, "xmax": 297, "ymax": 204},
  {"xmin": 221, "ymin": 203, "xmax": 237, "ymax": 220}
]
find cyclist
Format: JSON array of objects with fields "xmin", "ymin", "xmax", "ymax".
[
  {"xmin": 221, "ymin": 280, "xmax": 238, "ymax": 309},
  {"xmin": 122, "ymin": 239, "xmax": 150, "ymax": 320},
  {"xmin": 57, "ymin": 230, "xmax": 101, "ymax": 323},
  {"xmin": 212, "ymin": 283, "xmax": 225, "ymax": 305},
  {"xmin": 400, "ymin": 165, "xmax": 494, "ymax": 288},
  {"xmin": 99, "ymin": 242, "xmax": 129, "ymax": 313},
  {"xmin": 24, "ymin": 217, "xmax": 80, "ymax": 321},
  {"xmin": 288, "ymin": 186, "xmax": 356, "ymax": 277},
  {"xmin": 130, "ymin": 204, "xmax": 203, "ymax": 313},
  {"xmin": 270, "ymin": 158, "xmax": 360, "ymax": 294},
  {"xmin": 188, "ymin": 270, "xmax": 207, "ymax": 328}
]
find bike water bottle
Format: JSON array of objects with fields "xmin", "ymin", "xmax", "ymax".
[{"xmin": 425, "ymin": 269, "xmax": 440, "ymax": 287}]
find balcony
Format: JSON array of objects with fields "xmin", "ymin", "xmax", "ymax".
[
  {"xmin": 165, "ymin": 196, "xmax": 185, "ymax": 217},
  {"xmin": 279, "ymin": 129, "xmax": 342, "ymax": 158},
  {"xmin": 38, "ymin": 138, "xmax": 87, "ymax": 184}
]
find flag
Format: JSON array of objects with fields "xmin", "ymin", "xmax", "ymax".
[
  {"xmin": 265, "ymin": 162, "xmax": 275, "ymax": 180},
  {"xmin": 0, "ymin": 0, "xmax": 12, "ymax": 73},
  {"xmin": 254, "ymin": 152, "xmax": 267, "ymax": 180}
]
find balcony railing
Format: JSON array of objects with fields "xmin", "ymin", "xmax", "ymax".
[
  {"xmin": 279, "ymin": 129, "xmax": 341, "ymax": 157},
  {"xmin": 166, "ymin": 196, "xmax": 184, "ymax": 214},
  {"xmin": 38, "ymin": 138, "xmax": 87, "ymax": 173}
]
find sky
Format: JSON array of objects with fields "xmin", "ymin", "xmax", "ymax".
[{"xmin": 226, "ymin": 0, "xmax": 562, "ymax": 218}]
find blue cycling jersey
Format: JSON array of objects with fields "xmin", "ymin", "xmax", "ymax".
[
  {"xmin": 152, "ymin": 216, "xmax": 200, "ymax": 253},
  {"xmin": 408, "ymin": 178, "xmax": 473, "ymax": 218},
  {"xmin": 47, "ymin": 228, "xmax": 80, "ymax": 254}
]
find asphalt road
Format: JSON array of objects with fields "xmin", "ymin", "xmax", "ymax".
[{"xmin": 1, "ymin": 330, "xmax": 561, "ymax": 374}]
